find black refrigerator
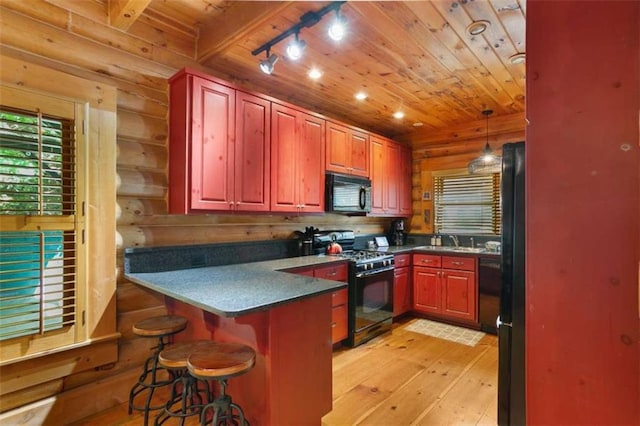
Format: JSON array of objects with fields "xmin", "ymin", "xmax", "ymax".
[{"xmin": 498, "ymin": 142, "xmax": 526, "ymax": 425}]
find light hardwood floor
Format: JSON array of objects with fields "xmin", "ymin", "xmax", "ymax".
[
  {"xmin": 324, "ymin": 316, "xmax": 498, "ymax": 426},
  {"xmin": 73, "ymin": 317, "xmax": 498, "ymax": 425}
]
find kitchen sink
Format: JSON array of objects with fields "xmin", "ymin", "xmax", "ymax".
[
  {"xmin": 418, "ymin": 245, "xmax": 486, "ymax": 253},
  {"xmin": 449, "ymin": 247, "xmax": 486, "ymax": 253}
]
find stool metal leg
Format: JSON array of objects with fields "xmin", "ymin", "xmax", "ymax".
[
  {"xmin": 128, "ymin": 335, "xmax": 174, "ymax": 426},
  {"xmin": 201, "ymin": 379, "xmax": 248, "ymax": 426},
  {"xmin": 155, "ymin": 369, "xmax": 212, "ymax": 426}
]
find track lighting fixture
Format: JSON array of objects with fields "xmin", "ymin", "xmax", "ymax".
[
  {"xmin": 251, "ymin": 1, "xmax": 346, "ymax": 74},
  {"xmin": 328, "ymin": 9, "xmax": 347, "ymax": 41},
  {"xmin": 286, "ymin": 33, "xmax": 306, "ymax": 61},
  {"xmin": 259, "ymin": 48, "xmax": 279, "ymax": 74}
]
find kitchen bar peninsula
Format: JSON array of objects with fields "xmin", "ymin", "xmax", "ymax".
[{"xmin": 125, "ymin": 253, "xmax": 348, "ymax": 426}]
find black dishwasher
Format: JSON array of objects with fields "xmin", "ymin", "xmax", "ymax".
[{"xmin": 478, "ymin": 256, "xmax": 501, "ymax": 334}]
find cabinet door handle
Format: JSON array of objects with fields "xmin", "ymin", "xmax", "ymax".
[
  {"xmin": 327, "ymin": 271, "xmax": 337, "ymax": 276},
  {"xmin": 451, "ymin": 261, "xmax": 464, "ymax": 266},
  {"xmin": 421, "ymin": 259, "xmax": 433, "ymax": 264},
  {"xmin": 331, "ymin": 322, "xmax": 337, "ymax": 328}
]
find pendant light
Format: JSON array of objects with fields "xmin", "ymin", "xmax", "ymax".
[{"xmin": 468, "ymin": 109, "xmax": 502, "ymax": 174}]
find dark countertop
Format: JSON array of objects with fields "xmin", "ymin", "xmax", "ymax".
[
  {"xmin": 125, "ymin": 244, "xmax": 501, "ymax": 319},
  {"xmin": 379, "ymin": 244, "xmax": 502, "ymax": 258},
  {"xmin": 125, "ymin": 255, "xmax": 348, "ymax": 318}
]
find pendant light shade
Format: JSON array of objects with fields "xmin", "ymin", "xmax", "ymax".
[{"xmin": 468, "ymin": 110, "xmax": 502, "ymax": 174}]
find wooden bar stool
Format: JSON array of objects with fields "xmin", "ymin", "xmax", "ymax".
[
  {"xmin": 187, "ymin": 342, "xmax": 256, "ymax": 426},
  {"xmin": 128, "ymin": 314, "xmax": 188, "ymax": 426},
  {"xmin": 154, "ymin": 341, "xmax": 214, "ymax": 425}
]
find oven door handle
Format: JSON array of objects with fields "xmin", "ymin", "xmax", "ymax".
[{"xmin": 355, "ymin": 265, "xmax": 395, "ymax": 278}]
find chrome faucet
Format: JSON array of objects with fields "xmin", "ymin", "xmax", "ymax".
[
  {"xmin": 470, "ymin": 237, "xmax": 475, "ymax": 248},
  {"xmin": 449, "ymin": 235, "xmax": 459, "ymax": 247}
]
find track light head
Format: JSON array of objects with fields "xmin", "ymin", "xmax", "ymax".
[
  {"xmin": 259, "ymin": 50, "xmax": 279, "ymax": 74},
  {"xmin": 286, "ymin": 33, "xmax": 306, "ymax": 61},
  {"xmin": 328, "ymin": 10, "xmax": 347, "ymax": 41}
]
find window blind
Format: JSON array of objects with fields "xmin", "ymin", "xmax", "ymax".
[
  {"xmin": 434, "ymin": 173, "xmax": 501, "ymax": 235},
  {"xmin": 0, "ymin": 106, "xmax": 77, "ymax": 341}
]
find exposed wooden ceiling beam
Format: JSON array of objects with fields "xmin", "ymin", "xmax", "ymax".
[
  {"xmin": 197, "ymin": 2, "xmax": 293, "ymax": 63},
  {"xmin": 109, "ymin": 0, "xmax": 152, "ymax": 31}
]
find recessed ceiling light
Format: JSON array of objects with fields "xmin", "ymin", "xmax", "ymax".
[
  {"xmin": 393, "ymin": 111, "xmax": 405, "ymax": 120},
  {"xmin": 466, "ymin": 20, "xmax": 490, "ymax": 36},
  {"xmin": 509, "ymin": 52, "xmax": 526, "ymax": 65},
  {"xmin": 308, "ymin": 68, "xmax": 322, "ymax": 79},
  {"xmin": 354, "ymin": 92, "xmax": 368, "ymax": 101}
]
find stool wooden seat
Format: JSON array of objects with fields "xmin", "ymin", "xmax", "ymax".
[
  {"xmin": 154, "ymin": 341, "xmax": 214, "ymax": 426},
  {"xmin": 133, "ymin": 315, "xmax": 188, "ymax": 337},
  {"xmin": 187, "ymin": 342, "xmax": 256, "ymax": 426},
  {"xmin": 128, "ymin": 314, "xmax": 188, "ymax": 426}
]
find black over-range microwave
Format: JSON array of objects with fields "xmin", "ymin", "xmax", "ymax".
[{"xmin": 325, "ymin": 172, "xmax": 372, "ymax": 214}]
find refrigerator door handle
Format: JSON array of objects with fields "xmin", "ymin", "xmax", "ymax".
[{"xmin": 497, "ymin": 315, "xmax": 512, "ymax": 328}]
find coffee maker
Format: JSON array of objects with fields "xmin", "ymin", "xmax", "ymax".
[{"xmin": 389, "ymin": 219, "xmax": 405, "ymax": 246}]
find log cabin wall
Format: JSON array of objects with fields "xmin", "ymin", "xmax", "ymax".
[
  {"xmin": 0, "ymin": 1, "xmax": 526, "ymax": 422},
  {"xmin": 407, "ymin": 114, "xmax": 525, "ymax": 234},
  {"xmin": 0, "ymin": 2, "xmax": 392, "ymax": 421}
]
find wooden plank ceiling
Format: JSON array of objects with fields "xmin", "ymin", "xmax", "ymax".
[{"xmin": 111, "ymin": 0, "xmax": 527, "ymax": 146}]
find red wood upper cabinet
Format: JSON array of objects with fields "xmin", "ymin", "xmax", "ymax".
[
  {"xmin": 168, "ymin": 70, "xmax": 270, "ymax": 213},
  {"xmin": 370, "ymin": 136, "xmax": 385, "ymax": 214},
  {"xmin": 271, "ymin": 103, "xmax": 325, "ymax": 213},
  {"xmin": 399, "ymin": 144, "xmax": 413, "ymax": 216},
  {"xmin": 370, "ymin": 136, "xmax": 407, "ymax": 216},
  {"xmin": 234, "ymin": 91, "xmax": 271, "ymax": 211},
  {"xmin": 326, "ymin": 121, "xmax": 369, "ymax": 177}
]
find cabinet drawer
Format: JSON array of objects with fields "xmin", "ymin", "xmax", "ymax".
[
  {"xmin": 314, "ymin": 263, "xmax": 348, "ymax": 282},
  {"xmin": 394, "ymin": 253, "xmax": 411, "ymax": 268},
  {"xmin": 331, "ymin": 288, "xmax": 348, "ymax": 307},
  {"xmin": 413, "ymin": 254, "xmax": 441, "ymax": 268},
  {"xmin": 442, "ymin": 256, "xmax": 476, "ymax": 271}
]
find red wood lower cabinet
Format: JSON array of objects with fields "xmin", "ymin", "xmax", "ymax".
[
  {"xmin": 413, "ymin": 266, "xmax": 441, "ymax": 314},
  {"xmin": 441, "ymin": 269, "xmax": 476, "ymax": 321},
  {"xmin": 413, "ymin": 254, "xmax": 478, "ymax": 323},
  {"xmin": 289, "ymin": 263, "xmax": 349, "ymax": 344},
  {"xmin": 393, "ymin": 254, "xmax": 412, "ymax": 317},
  {"xmin": 166, "ymin": 295, "xmax": 333, "ymax": 426}
]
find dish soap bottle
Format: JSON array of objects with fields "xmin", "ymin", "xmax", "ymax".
[
  {"xmin": 430, "ymin": 235, "xmax": 436, "ymax": 246},
  {"xmin": 436, "ymin": 235, "xmax": 442, "ymax": 246}
]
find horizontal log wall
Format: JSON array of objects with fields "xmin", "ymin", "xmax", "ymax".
[
  {"xmin": 409, "ymin": 130, "xmax": 525, "ymax": 234},
  {"xmin": 0, "ymin": 0, "xmax": 526, "ymax": 422},
  {"xmin": 0, "ymin": 1, "xmax": 391, "ymax": 422}
]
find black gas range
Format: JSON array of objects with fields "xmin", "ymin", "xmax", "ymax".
[{"xmin": 311, "ymin": 230, "xmax": 395, "ymax": 347}]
